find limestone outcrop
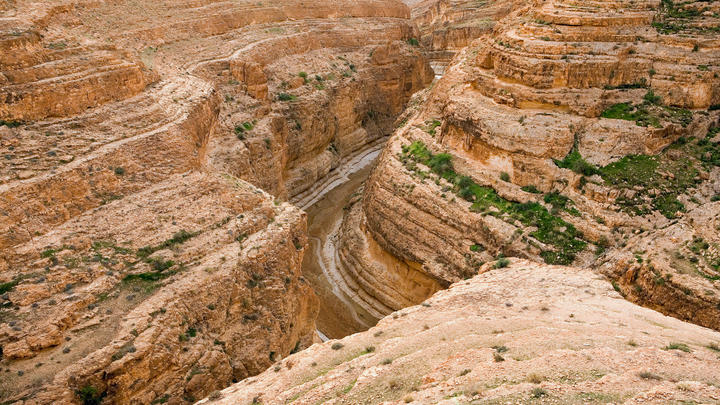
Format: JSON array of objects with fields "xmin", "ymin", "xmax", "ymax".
[
  {"xmin": 405, "ymin": 0, "xmax": 524, "ymax": 66},
  {"xmin": 337, "ymin": 0, "xmax": 720, "ymax": 329},
  {"xmin": 200, "ymin": 260, "xmax": 720, "ymax": 404},
  {"xmin": 0, "ymin": 0, "xmax": 431, "ymax": 403}
]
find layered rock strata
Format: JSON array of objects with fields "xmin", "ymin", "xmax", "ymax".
[
  {"xmin": 406, "ymin": 0, "xmax": 525, "ymax": 67},
  {"xmin": 0, "ymin": 0, "xmax": 431, "ymax": 403},
  {"xmin": 338, "ymin": 0, "xmax": 720, "ymax": 329},
  {"xmin": 200, "ymin": 260, "xmax": 720, "ymax": 405}
]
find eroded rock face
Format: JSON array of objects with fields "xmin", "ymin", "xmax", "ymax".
[
  {"xmin": 207, "ymin": 39, "xmax": 433, "ymax": 200},
  {"xmin": 339, "ymin": 0, "xmax": 720, "ymax": 329},
  {"xmin": 0, "ymin": 0, "xmax": 431, "ymax": 403},
  {"xmin": 3, "ymin": 173, "xmax": 317, "ymax": 404},
  {"xmin": 405, "ymin": 0, "xmax": 525, "ymax": 66},
  {"xmin": 199, "ymin": 260, "xmax": 720, "ymax": 404}
]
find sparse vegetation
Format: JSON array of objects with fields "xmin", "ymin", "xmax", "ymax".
[
  {"xmin": 0, "ymin": 120, "xmax": 23, "ymax": 127},
  {"xmin": 600, "ymin": 92, "xmax": 692, "ymax": 128},
  {"xmin": 554, "ymin": 133, "xmax": 720, "ymax": 219},
  {"xmin": 76, "ymin": 385, "xmax": 104, "ymax": 405},
  {"xmin": 531, "ymin": 388, "xmax": 547, "ymax": 398},
  {"xmin": 527, "ymin": 373, "xmax": 544, "ymax": 384},
  {"xmin": 493, "ymin": 257, "xmax": 510, "ymax": 269},
  {"xmin": 277, "ymin": 92, "xmax": 297, "ymax": 101},
  {"xmin": 521, "ymin": 185, "xmax": 542, "ymax": 194},
  {"xmin": 400, "ymin": 141, "xmax": 588, "ymax": 265},
  {"xmin": 664, "ymin": 342, "xmax": 692, "ymax": 352},
  {"xmin": 638, "ymin": 371, "xmax": 662, "ymax": 380}
]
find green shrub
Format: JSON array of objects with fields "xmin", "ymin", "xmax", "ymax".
[
  {"xmin": 638, "ymin": 371, "xmax": 662, "ymax": 380},
  {"xmin": 554, "ymin": 148, "xmax": 599, "ymax": 176},
  {"xmin": 493, "ymin": 257, "xmax": 510, "ymax": 269},
  {"xmin": 277, "ymin": 92, "xmax": 297, "ymax": 101},
  {"xmin": 664, "ymin": 342, "xmax": 691, "ymax": 352},
  {"xmin": 0, "ymin": 120, "xmax": 23, "ymax": 128},
  {"xmin": 76, "ymin": 386, "xmax": 104, "ymax": 405},
  {"xmin": 531, "ymin": 388, "xmax": 548, "ymax": 398},
  {"xmin": 521, "ymin": 185, "xmax": 542, "ymax": 194},
  {"xmin": 643, "ymin": 90, "xmax": 662, "ymax": 104}
]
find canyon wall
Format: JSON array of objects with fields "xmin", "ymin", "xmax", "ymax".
[
  {"xmin": 200, "ymin": 259, "xmax": 720, "ymax": 404},
  {"xmin": 0, "ymin": 0, "xmax": 431, "ymax": 403},
  {"xmin": 404, "ymin": 0, "xmax": 526, "ymax": 69},
  {"xmin": 336, "ymin": 0, "xmax": 720, "ymax": 329}
]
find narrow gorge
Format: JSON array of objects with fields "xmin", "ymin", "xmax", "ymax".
[{"xmin": 1, "ymin": 0, "xmax": 720, "ymax": 404}]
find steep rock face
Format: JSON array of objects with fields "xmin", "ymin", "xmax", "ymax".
[
  {"xmin": 0, "ymin": 0, "xmax": 431, "ymax": 403},
  {"xmin": 207, "ymin": 39, "xmax": 433, "ymax": 199},
  {"xmin": 406, "ymin": 0, "xmax": 525, "ymax": 66},
  {"xmin": 200, "ymin": 260, "xmax": 720, "ymax": 404},
  {"xmin": 341, "ymin": 0, "xmax": 720, "ymax": 328},
  {"xmin": 1, "ymin": 173, "xmax": 317, "ymax": 404}
]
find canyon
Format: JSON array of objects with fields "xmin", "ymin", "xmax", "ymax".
[{"xmin": 1, "ymin": 0, "xmax": 720, "ymax": 404}]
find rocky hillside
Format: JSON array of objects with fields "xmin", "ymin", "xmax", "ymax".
[
  {"xmin": 336, "ymin": 0, "xmax": 720, "ymax": 330},
  {"xmin": 0, "ymin": 0, "xmax": 431, "ymax": 403},
  {"xmin": 199, "ymin": 259, "xmax": 720, "ymax": 404}
]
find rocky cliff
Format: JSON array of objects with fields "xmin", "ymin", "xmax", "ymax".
[
  {"xmin": 336, "ymin": 0, "xmax": 720, "ymax": 329},
  {"xmin": 405, "ymin": 0, "xmax": 524, "ymax": 67},
  {"xmin": 199, "ymin": 259, "xmax": 720, "ymax": 404},
  {"xmin": 0, "ymin": 0, "xmax": 431, "ymax": 403}
]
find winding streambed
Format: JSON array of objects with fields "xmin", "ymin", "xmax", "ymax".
[{"xmin": 297, "ymin": 146, "xmax": 383, "ymax": 339}]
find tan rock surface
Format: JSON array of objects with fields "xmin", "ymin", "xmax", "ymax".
[
  {"xmin": 0, "ymin": 0, "xmax": 432, "ymax": 403},
  {"xmin": 1, "ymin": 172, "xmax": 318, "ymax": 404},
  {"xmin": 337, "ymin": 0, "xmax": 720, "ymax": 329},
  {"xmin": 199, "ymin": 259, "xmax": 720, "ymax": 404}
]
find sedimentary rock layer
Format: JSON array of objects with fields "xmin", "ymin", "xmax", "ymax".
[
  {"xmin": 405, "ymin": 0, "xmax": 524, "ymax": 65},
  {"xmin": 339, "ymin": 0, "xmax": 720, "ymax": 328},
  {"xmin": 0, "ymin": 0, "xmax": 431, "ymax": 403},
  {"xmin": 200, "ymin": 260, "xmax": 720, "ymax": 404},
  {"xmin": 2, "ymin": 172, "xmax": 317, "ymax": 404}
]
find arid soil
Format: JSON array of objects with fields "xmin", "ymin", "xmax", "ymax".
[{"xmin": 200, "ymin": 259, "xmax": 720, "ymax": 404}]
